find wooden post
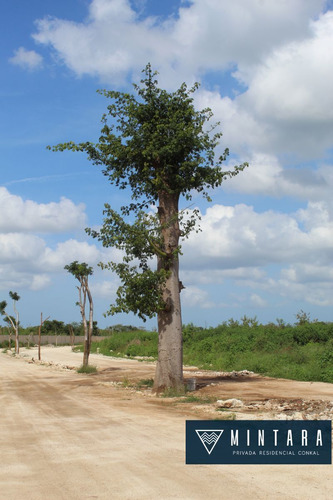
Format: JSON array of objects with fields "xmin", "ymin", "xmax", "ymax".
[{"xmin": 38, "ymin": 313, "xmax": 50, "ymax": 361}]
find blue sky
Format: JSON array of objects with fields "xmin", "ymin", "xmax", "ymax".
[{"xmin": 1, "ymin": 0, "xmax": 333, "ymax": 329}]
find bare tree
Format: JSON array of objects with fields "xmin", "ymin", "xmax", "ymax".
[{"xmin": 65, "ymin": 262, "xmax": 94, "ymax": 366}]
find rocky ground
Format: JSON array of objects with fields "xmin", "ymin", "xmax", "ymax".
[{"xmin": 16, "ymin": 346, "xmax": 333, "ymax": 422}]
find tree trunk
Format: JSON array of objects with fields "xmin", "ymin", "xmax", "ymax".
[
  {"xmin": 82, "ymin": 312, "xmax": 89, "ymax": 367},
  {"xmin": 15, "ymin": 317, "xmax": 19, "ymax": 354},
  {"xmin": 38, "ymin": 313, "xmax": 49, "ymax": 361},
  {"xmin": 154, "ymin": 191, "xmax": 183, "ymax": 392},
  {"xmin": 69, "ymin": 325, "xmax": 75, "ymax": 348},
  {"xmin": 82, "ymin": 287, "xmax": 93, "ymax": 367},
  {"xmin": 38, "ymin": 313, "xmax": 42, "ymax": 361},
  {"xmin": 87, "ymin": 288, "xmax": 94, "ymax": 362}
]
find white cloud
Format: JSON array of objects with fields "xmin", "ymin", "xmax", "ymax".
[
  {"xmin": 249, "ymin": 294, "xmax": 267, "ymax": 308},
  {"xmin": 0, "ymin": 263, "xmax": 50, "ymax": 292},
  {"xmin": 33, "ymin": 0, "xmax": 171, "ymax": 85},
  {"xmin": 42, "ymin": 240, "xmax": 103, "ymax": 271},
  {"xmin": 242, "ymin": 12, "xmax": 333, "ymax": 122},
  {"xmin": 223, "ymin": 154, "xmax": 333, "ymax": 203},
  {"xmin": 266, "ymin": 265, "xmax": 333, "ymax": 307},
  {"xmin": 0, "ymin": 233, "xmax": 47, "ymax": 266},
  {"xmin": 0, "ymin": 188, "xmax": 86, "ymax": 233},
  {"xmin": 90, "ymin": 279, "xmax": 119, "ymax": 299},
  {"xmin": 0, "ymin": 188, "xmax": 116, "ymax": 292},
  {"xmin": 181, "ymin": 285, "xmax": 216, "ymax": 309},
  {"xmin": 9, "ymin": 47, "xmax": 43, "ymax": 70},
  {"xmin": 183, "ymin": 204, "xmax": 304, "ymax": 269},
  {"xmin": 31, "ymin": 0, "xmax": 326, "ymax": 85},
  {"xmin": 172, "ymin": 0, "xmax": 324, "ymax": 75},
  {"xmin": 182, "ymin": 267, "xmax": 266, "ymax": 285},
  {"xmin": 27, "ymin": 0, "xmax": 333, "ymax": 160},
  {"xmin": 179, "ymin": 200, "xmax": 333, "ymax": 308},
  {"xmin": 235, "ymin": 11, "xmax": 333, "ymax": 156},
  {"xmin": 182, "ymin": 201, "xmax": 333, "ymax": 275},
  {"xmin": 30, "ymin": 274, "xmax": 51, "ymax": 291}
]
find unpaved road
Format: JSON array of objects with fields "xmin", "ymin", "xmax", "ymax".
[{"xmin": 0, "ymin": 347, "xmax": 332, "ymax": 500}]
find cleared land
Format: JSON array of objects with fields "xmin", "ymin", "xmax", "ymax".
[{"xmin": 0, "ymin": 346, "xmax": 332, "ymax": 499}]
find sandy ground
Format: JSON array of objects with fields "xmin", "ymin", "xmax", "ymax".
[{"xmin": 0, "ymin": 346, "xmax": 332, "ymax": 500}]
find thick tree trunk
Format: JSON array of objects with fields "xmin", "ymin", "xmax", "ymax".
[{"xmin": 154, "ymin": 191, "xmax": 184, "ymax": 392}]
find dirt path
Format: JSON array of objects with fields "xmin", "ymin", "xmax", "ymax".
[{"xmin": 0, "ymin": 347, "xmax": 332, "ymax": 499}]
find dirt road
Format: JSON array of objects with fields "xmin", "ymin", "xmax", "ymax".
[{"xmin": 0, "ymin": 347, "xmax": 332, "ymax": 500}]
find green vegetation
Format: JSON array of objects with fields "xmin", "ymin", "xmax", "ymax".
[
  {"xmin": 1, "ymin": 311, "xmax": 332, "ymax": 386},
  {"xmin": 138, "ymin": 378, "xmax": 154, "ymax": 388},
  {"xmin": 182, "ymin": 320, "xmax": 333, "ymax": 383},
  {"xmin": 88, "ymin": 330, "xmax": 158, "ymax": 358},
  {"xmin": 77, "ymin": 364, "xmax": 97, "ymax": 374},
  {"xmin": 161, "ymin": 386, "xmax": 187, "ymax": 398},
  {"xmin": 176, "ymin": 395, "xmax": 216, "ymax": 404},
  {"xmin": 0, "ymin": 321, "xmax": 143, "ymax": 338},
  {"xmin": 86, "ymin": 316, "xmax": 333, "ymax": 384}
]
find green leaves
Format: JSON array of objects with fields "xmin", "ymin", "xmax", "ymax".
[
  {"xmin": 9, "ymin": 291, "xmax": 20, "ymax": 302},
  {"xmin": 64, "ymin": 261, "xmax": 93, "ymax": 281},
  {"xmin": 103, "ymin": 262, "xmax": 168, "ymax": 321},
  {"xmin": 0, "ymin": 300, "xmax": 7, "ymax": 315},
  {"xmin": 51, "ymin": 63, "xmax": 247, "ymax": 206},
  {"xmin": 50, "ymin": 64, "xmax": 248, "ymax": 323}
]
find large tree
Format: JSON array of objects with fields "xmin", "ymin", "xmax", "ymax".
[
  {"xmin": 51, "ymin": 64, "xmax": 247, "ymax": 391},
  {"xmin": 65, "ymin": 261, "xmax": 94, "ymax": 367}
]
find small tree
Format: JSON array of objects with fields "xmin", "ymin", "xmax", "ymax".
[
  {"xmin": 65, "ymin": 261, "xmax": 94, "ymax": 366},
  {"xmin": 51, "ymin": 64, "xmax": 247, "ymax": 390},
  {"xmin": 3, "ymin": 315, "xmax": 15, "ymax": 349},
  {"xmin": 0, "ymin": 291, "xmax": 20, "ymax": 353}
]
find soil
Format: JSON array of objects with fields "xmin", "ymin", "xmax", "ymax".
[{"xmin": 1, "ymin": 346, "xmax": 332, "ymax": 499}]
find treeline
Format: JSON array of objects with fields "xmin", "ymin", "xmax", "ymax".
[
  {"xmin": 0, "ymin": 319, "xmax": 145, "ymax": 337},
  {"xmin": 87, "ymin": 315, "xmax": 333, "ymax": 384}
]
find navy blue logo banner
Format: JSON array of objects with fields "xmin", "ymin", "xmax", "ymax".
[{"xmin": 186, "ymin": 420, "xmax": 332, "ymax": 464}]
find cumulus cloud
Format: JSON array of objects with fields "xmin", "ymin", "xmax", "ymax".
[
  {"xmin": 183, "ymin": 202, "xmax": 333, "ymax": 269},
  {"xmin": 31, "ymin": 0, "xmax": 326, "ymax": 84},
  {"xmin": 181, "ymin": 285, "xmax": 217, "ymax": 309},
  {"xmin": 223, "ymin": 154, "xmax": 333, "ymax": 203},
  {"xmin": 90, "ymin": 280, "xmax": 119, "ymax": 299},
  {"xmin": 9, "ymin": 47, "xmax": 43, "ymax": 70},
  {"xmin": 0, "ymin": 188, "xmax": 116, "ymax": 292},
  {"xmin": 33, "ymin": 0, "xmax": 172, "ymax": 85},
  {"xmin": 172, "ymin": 0, "xmax": 324, "ymax": 76},
  {"xmin": 41, "ymin": 239, "xmax": 110, "ymax": 271},
  {"xmin": 0, "ymin": 188, "xmax": 86, "ymax": 233},
  {"xmin": 235, "ymin": 11, "xmax": 333, "ymax": 156},
  {"xmin": 25, "ymin": 0, "xmax": 333, "ymax": 160},
  {"xmin": 180, "ymin": 201, "xmax": 333, "ymax": 307}
]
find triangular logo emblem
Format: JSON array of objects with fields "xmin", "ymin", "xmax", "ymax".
[{"xmin": 196, "ymin": 429, "xmax": 224, "ymax": 455}]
